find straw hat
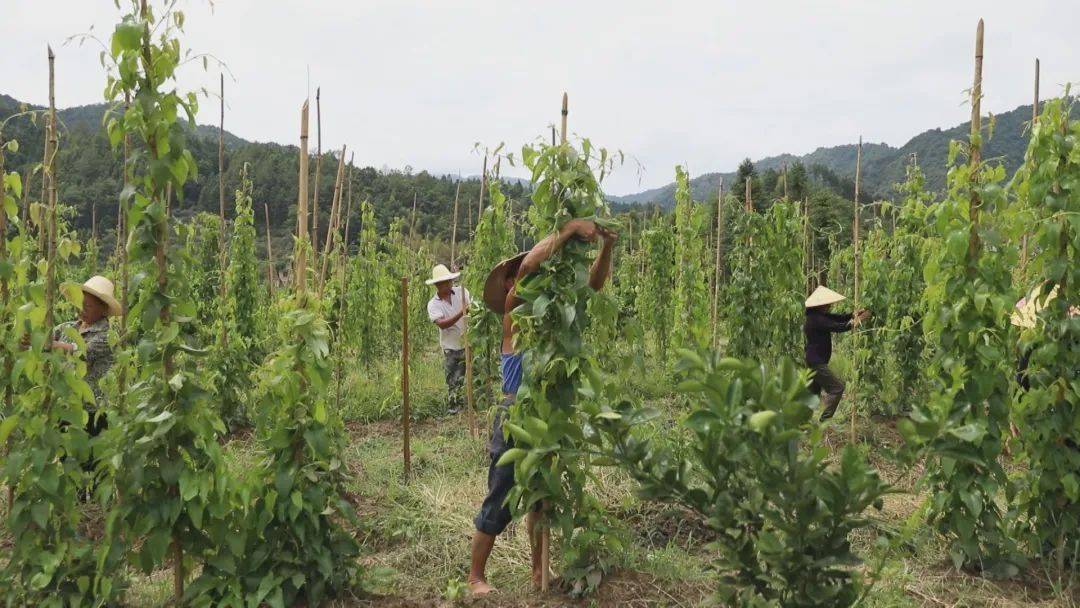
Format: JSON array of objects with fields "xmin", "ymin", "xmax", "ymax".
[
  {"xmin": 483, "ymin": 252, "xmax": 527, "ymax": 314},
  {"xmin": 79, "ymin": 276, "xmax": 122, "ymax": 317},
  {"xmin": 425, "ymin": 264, "xmax": 461, "ymax": 286},
  {"xmin": 805, "ymin": 286, "xmax": 846, "ymax": 308},
  {"xmin": 1011, "ymin": 285, "xmax": 1059, "ymax": 329}
]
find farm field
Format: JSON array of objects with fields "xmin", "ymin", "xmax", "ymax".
[{"xmin": 3, "ymin": 2, "xmax": 1080, "ymax": 607}]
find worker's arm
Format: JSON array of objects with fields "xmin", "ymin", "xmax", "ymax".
[
  {"xmin": 588, "ymin": 228, "xmax": 617, "ymax": 291},
  {"xmin": 516, "ymin": 219, "xmax": 603, "ymax": 280},
  {"xmin": 430, "ymin": 288, "xmax": 470, "ymax": 330}
]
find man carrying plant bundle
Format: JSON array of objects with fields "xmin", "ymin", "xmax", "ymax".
[
  {"xmin": 427, "ymin": 264, "xmax": 471, "ymax": 415},
  {"xmin": 804, "ymin": 285, "xmax": 870, "ymax": 420},
  {"xmin": 468, "ymin": 218, "xmax": 616, "ymax": 596}
]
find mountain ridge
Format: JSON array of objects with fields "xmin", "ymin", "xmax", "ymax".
[{"xmin": 609, "ymin": 101, "xmax": 1044, "ymax": 207}]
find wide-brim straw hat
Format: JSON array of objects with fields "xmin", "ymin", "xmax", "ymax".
[
  {"xmin": 79, "ymin": 275, "xmax": 122, "ymax": 317},
  {"xmin": 1011, "ymin": 285, "xmax": 1059, "ymax": 329},
  {"xmin": 425, "ymin": 264, "xmax": 461, "ymax": 286},
  {"xmin": 805, "ymin": 286, "xmax": 846, "ymax": 308},
  {"xmin": 483, "ymin": 252, "xmax": 527, "ymax": 315}
]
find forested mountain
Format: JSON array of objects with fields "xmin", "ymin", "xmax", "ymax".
[
  {"xmin": 0, "ymin": 94, "xmax": 527, "ymax": 252},
  {"xmin": 611, "ymin": 101, "xmax": 1050, "ymax": 207}
]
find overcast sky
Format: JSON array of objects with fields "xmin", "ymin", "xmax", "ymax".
[{"xmin": 5, "ymin": 1, "xmax": 1077, "ymax": 195}]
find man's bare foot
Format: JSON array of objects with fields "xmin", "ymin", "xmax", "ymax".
[{"xmin": 469, "ymin": 578, "xmax": 496, "ymax": 596}]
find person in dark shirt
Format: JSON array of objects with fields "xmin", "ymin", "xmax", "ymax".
[{"xmin": 804, "ymin": 286, "xmax": 869, "ymax": 420}]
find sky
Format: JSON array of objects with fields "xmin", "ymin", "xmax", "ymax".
[{"xmin": 4, "ymin": 1, "xmax": 1078, "ymax": 196}]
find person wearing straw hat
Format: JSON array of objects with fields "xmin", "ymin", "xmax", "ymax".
[
  {"xmin": 51, "ymin": 275, "xmax": 122, "ymax": 437},
  {"xmin": 426, "ymin": 264, "xmax": 471, "ymax": 415},
  {"xmin": 468, "ymin": 218, "xmax": 617, "ymax": 596},
  {"xmin": 804, "ymin": 285, "xmax": 869, "ymax": 421}
]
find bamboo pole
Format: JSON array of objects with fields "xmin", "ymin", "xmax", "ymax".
[
  {"xmin": 1021, "ymin": 57, "xmax": 1039, "ymax": 274},
  {"xmin": 336, "ymin": 159, "xmax": 355, "ymax": 415},
  {"xmin": 476, "ymin": 154, "xmax": 488, "ymax": 221},
  {"xmin": 450, "ymin": 181, "xmax": 461, "ymax": 269},
  {"xmin": 560, "ymin": 92, "xmax": 568, "ymax": 145},
  {"xmin": 263, "ymin": 202, "xmax": 275, "ymax": 299},
  {"xmin": 782, "ymin": 162, "xmax": 789, "ymax": 200},
  {"xmin": 0, "ymin": 135, "xmax": 11, "ymax": 516},
  {"xmin": 712, "ymin": 179, "xmax": 723, "ymax": 347},
  {"xmin": 410, "ymin": 191, "xmax": 419, "ymax": 242},
  {"xmin": 218, "ymin": 73, "xmax": 228, "ymax": 346},
  {"xmin": 319, "ymin": 145, "xmax": 347, "ymax": 292},
  {"xmin": 850, "ymin": 137, "xmax": 863, "ymax": 445},
  {"xmin": 401, "ymin": 276, "xmax": 412, "ymax": 482},
  {"xmin": 744, "ymin": 178, "xmax": 752, "ymax": 213},
  {"xmin": 804, "ymin": 197, "xmax": 812, "ymax": 294},
  {"xmin": 44, "ymin": 46, "xmax": 57, "ymax": 350},
  {"xmin": 312, "ymin": 87, "xmax": 322, "ymax": 258},
  {"xmin": 967, "ymin": 20, "xmax": 984, "ymax": 264},
  {"xmin": 296, "ymin": 101, "xmax": 310, "ymax": 295}
]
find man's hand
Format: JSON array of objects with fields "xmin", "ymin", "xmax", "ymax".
[
  {"xmin": 597, "ymin": 226, "xmax": 618, "ymax": 244},
  {"xmin": 567, "ymin": 219, "xmax": 600, "ymax": 242}
]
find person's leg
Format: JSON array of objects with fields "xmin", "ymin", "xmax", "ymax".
[
  {"xmin": 813, "ymin": 364, "xmax": 846, "ymax": 420},
  {"xmin": 447, "ymin": 349, "xmax": 466, "ymax": 414},
  {"xmin": 470, "ymin": 407, "xmax": 515, "ymax": 594}
]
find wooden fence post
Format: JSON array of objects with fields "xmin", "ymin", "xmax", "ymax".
[{"xmin": 402, "ymin": 277, "xmax": 412, "ymax": 482}]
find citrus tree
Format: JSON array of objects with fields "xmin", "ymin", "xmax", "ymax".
[{"xmin": 602, "ymin": 353, "xmax": 889, "ymax": 607}]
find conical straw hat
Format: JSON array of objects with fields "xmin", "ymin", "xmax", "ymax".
[
  {"xmin": 425, "ymin": 264, "xmax": 461, "ymax": 285},
  {"xmin": 1011, "ymin": 284, "xmax": 1059, "ymax": 329},
  {"xmin": 80, "ymin": 276, "xmax": 122, "ymax": 317},
  {"xmin": 483, "ymin": 252, "xmax": 527, "ymax": 314},
  {"xmin": 805, "ymin": 286, "xmax": 846, "ymax": 308}
]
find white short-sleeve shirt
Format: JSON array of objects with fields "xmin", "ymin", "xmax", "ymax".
[{"xmin": 428, "ymin": 286, "xmax": 470, "ymax": 351}]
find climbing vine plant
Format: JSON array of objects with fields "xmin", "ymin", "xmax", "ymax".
[
  {"xmin": 900, "ymin": 106, "xmax": 1020, "ymax": 575},
  {"xmin": 725, "ymin": 201, "xmax": 804, "ymax": 364},
  {"xmin": 502, "ymin": 137, "xmax": 622, "ymax": 594},
  {"xmin": 639, "ymin": 215, "xmax": 675, "ymax": 361},
  {"xmin": 103, "ymin": 1, "xmax": 230, "ymax": 599},
  {"xmin": 672, "ymin": 165, "xmax": 709, "ymax": 352},
  {"xmin": 1012, "ymin": 95, "xmax": 1080, "ymax": 572},
  {"xmin": 466, "ymin": 178, "xmax": 516, "ymax": 409}
]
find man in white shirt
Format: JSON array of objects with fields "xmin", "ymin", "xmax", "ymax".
[{"xmin": 426, "ymin": 264, "xmax": 471, "ymax": 415}]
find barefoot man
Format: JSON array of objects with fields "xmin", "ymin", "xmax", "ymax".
[{"xmin": 469, "ymin": 219, "xmax": 616, "ymax": 595}]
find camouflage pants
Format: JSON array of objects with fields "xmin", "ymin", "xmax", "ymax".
[{"xmin": 443, "ymin": 348, "xmax": 466, "ymax": 413}]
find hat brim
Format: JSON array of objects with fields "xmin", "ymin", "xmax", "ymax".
[
  {"xmin": 81, "ymin": 286, "xmax": 123, "ymax": 317},
  {"xmin": 805, "ymin": 290, "xmax": 846, "ymax": 308},
  {"xmin": 424, "ymin": 272, "xmax": 461, "ymax": 286},
  {"xmin": 483, "ymin": 253, "xmax": 527, "ymax": 315}
]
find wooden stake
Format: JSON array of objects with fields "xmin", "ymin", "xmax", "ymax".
[
  {"xmin": 296, "ymin": 100, "xmax": 310, "ymax": 296},
  {"xmin": 850, "ymin": 136, "xmax": 862, "ymax": 445},
  {"xmin": 218, "ymin": 73, "xmax": 228, "ymax": 347},
  {"xmin": 540, "ymin": 518, "xmax": 551, "ymax": 592},
  {"xmin": 336, "ymin": 158, "xmax": 355, "ymax": 414},
  {"xmin": 312, "ymin": 87, "xmax": 322, "ymax": 258},
  {"xmin": 263, "ymin": 202, "xmax": 275, "ymax": 298},
  {"xmin": 450, "ymin": 181, "xmax": 461, "ymax": 269},
  {"xmin": 401, "ymin": 276, "xmax": 412, "ymax": 482},
  {"xmin": 782, "ymin": 162, "xmax": 789, "ymax": 200},
  {"xmin": 744, "ymin": 178, "xmax": 752, "ymax": 213}
]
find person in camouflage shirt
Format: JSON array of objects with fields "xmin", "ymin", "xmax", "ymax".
[{"xmin": 51, "ymin": 275, "xmax": 121, "ymax": 437}]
